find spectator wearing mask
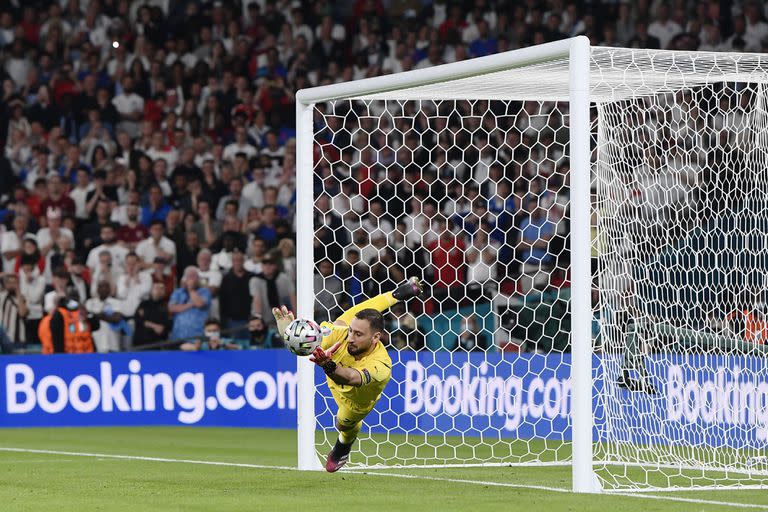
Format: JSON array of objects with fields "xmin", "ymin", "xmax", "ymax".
[
  {"xmin": 38, "ymin": 290, "xmax": 96, "ymax": 354},
  {"xmin": 180, "ymin": 318, "xmax": 241, "ymax": 351},
  {"xmin": 247, "ymin": 313, "xmax": 279, "ymax": 348}
]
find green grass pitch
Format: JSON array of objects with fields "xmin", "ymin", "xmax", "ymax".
[{"xmin": 0, "ymin": 427, "xmax": 766, "ymax": 511}]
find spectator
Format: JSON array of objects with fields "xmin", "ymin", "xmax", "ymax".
[
  {"xmin": 36, "ymin": 207, "xmax": 74, "ymax": 258},
  {"xmin": 0, "ymin": 272, "xmax": 29, "ymax": 346},
  {"xmin": 86, "ymin": 223, "xmax": 129, "ymax": 273},
  {"xmin": 251, "ymin": 252, "xmax": 296, "ymax": 328},
  {"xmin": 85, "ymin": 280, "xmax": 127, "ymax": 352},
  {"xmin": 176, "ymin": 230, "xmax": 201, "ymax": 278},
  {"xmin": 69, "ymin": 167, "xmax": 93, "ymax": 221},
  {"xmin": 133, "ymin": 281, "xmax": 170, "ymax": 348},
  {"xmin": 40, "ymin": 174, "xmax": 75, "ymax": 217},
  {"xmin": 648, "ymin": 3, "xmax": 683, "ymax": 49},
  {"xmin": 196, "ymin": 249, "xmax": 222, "ymax": 297},
  {"xmin": 116, "ymin": 202, "xmax": 150, "ymax": 250},
  {"xmin": 18, "ymin": 254, "xmax": 45, "ymax": 344},
  {"xmin": 136, "ymin": 220, "xmax": 176, "ymax": 270},
  {"xmin": 180, "ymin": 318, "xmax": 240, "ymax": 351},
  {"xmin": 426, "ymin": 216, "xmax": 466, "ymax": 292},
  {"xmin": 1, "ymin": 214, "xmax": 28, "ymax": 273},
  {"xmin": 458, "ymin": 316, "xmax": 491, "ymax": 351},
  {"xmin": 79, "ymin": 198, "xmax": 111, "ymax": 255},
  {"xmin": 223, "ymin": 126, "xmax": 258, "ymax": 161},
  {"xmin": 517, "ymin": 199, "xmax": 557, "ymax": 293},
  {"xmin": 219, "ymin": 250, "xmax": 254, "ymax": 341},
  {"xmin": 113, "ymin": 76, "xmax": 144, "ymax": 138},
  {"xmin": 169, "ymin": 265, "xmax": 212, "ymax": 341},
  {"xmin": 39, "ymin": 291, "xmax": 96, "ymax": 354},
  {"xmin": 116, "ymin": 252, "xmax": 152, "ymax": 317},
  {"xmin": 313, "ymin": 257, "xmax": 344, "ymax": 322},
  {"xmin": 215, "ymin": 177, "xmax": 252, "ymax": 220},
  {"xmin": 89, "ymin": 250, "xmax": 120, "ymax": 297},
  {"xmin": 149, "ymin": 256, "xmax": 175, "ymax": 300},
  {"xmin": 141, "ymin": 184, "xmax": 171, "ymax": 227},
  {"xmin": 247, "ymin": 313, "xmax": 279, "ymax": 348}
]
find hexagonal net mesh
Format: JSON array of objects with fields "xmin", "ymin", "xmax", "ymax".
[
  {"xmin": 595, "ymin": 81, "xmax": 768, "ymax": 491},
  {"xmin": 311, "ymin": 97, "xmax": 573, "ymax": 470},
  {"xmin": 304, "ymin": 45, "xmax": 768, "ymax": 491}
]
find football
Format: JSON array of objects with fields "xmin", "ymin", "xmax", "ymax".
[{"xmin": 283, "ymin": 318, "xmax": 324, "ymax": 356}]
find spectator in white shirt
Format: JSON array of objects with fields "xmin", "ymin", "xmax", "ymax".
[
  {"xmin": 86, "ymin": 224, "xmax": 130, "ymax": 274},
  {"xmin": 69, "ymin": 167, "xmax": 93, "ymax": 220},
  {"xmin": 648, "ymin": 3, "xmax": 682, "ymax": 49},
  {"xmin": 116, "ymin": 252, "xmax": 152, "ymax": 317},
  {"xmin": 112, "ymin": 76, "xmax": 145, "ymax": 138},
  {"xmin": 223, "ymin": 126, "xmax": 258, "ymax": 162},
  {"xmin": 136, "ymin": 220, "xmax": 176, "ymax": 270},
  {"xmin": 196, "ymin": 248, "xmax": 222, "ymax": 294},
  {"xmin": 745, "ymin": 2, "xmax": 768, "ymax": 47},
  {"xmin": 1, "ymin": 214, "xmax": 27, "ymax": 273},
  {"xmin": 18, "ymin": 254, "xmax": 45, "ymax": 343},
  {"xmin": 145, "ymin": 131, "xmax": 179, "ymax": 169},
  {"xmin": 86, "ymin": 280, "xmax": 125, "ymax": 352},
  {"xmin": 36, "ymin": 207, "xmax": 74, "ymax": 258}
]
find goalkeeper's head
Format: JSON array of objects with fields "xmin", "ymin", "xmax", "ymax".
[{"xmin": 347, "ymin": 308, "xmax": 385, "ymax": 357}]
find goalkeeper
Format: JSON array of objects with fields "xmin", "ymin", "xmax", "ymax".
[{"xmin": 272, "ymin": 277, "xmax": 424, "ymax": 472}]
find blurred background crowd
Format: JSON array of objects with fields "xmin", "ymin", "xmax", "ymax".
[{"xmin": 0, "ymin": 0, "xmax": 764, "ymax": 353}]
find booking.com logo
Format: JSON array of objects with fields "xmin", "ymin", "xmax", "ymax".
[{"xmin": 4, "ymin": 361, "xmax": 297, "ymax": 423}]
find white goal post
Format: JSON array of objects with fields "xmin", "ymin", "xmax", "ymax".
[{"xmin": 294, "ymin": 36, "xmax": 768, "ymax": 493}]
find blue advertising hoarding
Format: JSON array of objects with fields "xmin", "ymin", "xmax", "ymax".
[{"xmin": 2, "ymin": 351, "xmax": 767, "ymax": 450}]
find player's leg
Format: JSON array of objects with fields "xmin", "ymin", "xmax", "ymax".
[
  {"xmin": 335, "ymin": 277, "xmax": 424, "ymax": 325},
  {"xmin": 325, "ymin": 405, "xmax": 367, "ymax": 472}
]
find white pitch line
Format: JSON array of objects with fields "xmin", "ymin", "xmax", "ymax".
[
  {"xmin": 0, "ymin": 447, "xmax": 296, "ymax": 471},
  {"xmin": 1, "ymin": 447, "xmax": 767, "ymax": 510}
]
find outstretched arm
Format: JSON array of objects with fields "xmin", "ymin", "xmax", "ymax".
[
  {"xmin": 334, "ymin": 277, "xmax": 424, "ymax": 327},
  {"xmin": 270, "ymin": 277, "xmax": 424, "ymax": 337},
  {"xmin": 310, "ymin": 342, "xmax": 362, "ymax": 386}
]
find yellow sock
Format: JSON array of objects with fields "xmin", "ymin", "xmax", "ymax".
[{"xmin": 337, "ymin": 292, "xmax": 398, "ymax": 325}]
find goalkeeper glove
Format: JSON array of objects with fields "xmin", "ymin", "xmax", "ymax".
[
  {"xmin": 271, "ymin": 306, "xmax": 295, "ymax": 338},
  {"xmin": 392, "ymin": 277, "xmax": 424, "ymax": 302}
]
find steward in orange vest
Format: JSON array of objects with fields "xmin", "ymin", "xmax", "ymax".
[{"xmin": 39, "ymin": 298, "xmax": 96, "ymax": 354}]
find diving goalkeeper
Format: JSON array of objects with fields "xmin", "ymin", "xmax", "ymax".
[{"xmin": 272, "ymin": 277, "xmax": 424, "ymax": 472}]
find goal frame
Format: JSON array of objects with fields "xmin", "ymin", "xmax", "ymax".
[{"xmin": 293, "ymin": 36, "xmax": 596, "ymax": 492}]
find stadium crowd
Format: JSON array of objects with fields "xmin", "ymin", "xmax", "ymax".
[{"xmin": 0, "ymin": 0, "xmax": 766, "ymax": 354}]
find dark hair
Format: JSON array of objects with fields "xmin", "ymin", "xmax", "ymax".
[
  {"xmin": 20, "ymin": 253, "xmax": 38, "ymax": 267},
  {"xmin": 205, "ymin": 318, "xmax": 221, "ymax": 328},
  {"xmin": 354, "ymin": 309, "xmax": 384, "ymax": 333}
]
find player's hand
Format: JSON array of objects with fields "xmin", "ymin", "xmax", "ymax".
[
  {"xmin": 272, "ymin": 305, "xmax": 294, "ymax": 337},
  {"xmin": 309, "ymin": 341, "xmax": 341, "ymax": 367},
  {"xmin": 392, "ymin": 277, "xmax": 425, "ymax": 301}
]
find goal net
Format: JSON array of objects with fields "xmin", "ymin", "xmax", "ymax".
[{"xmin": 295, "ymin": 37, "xmax": 768, "ymax": 492}]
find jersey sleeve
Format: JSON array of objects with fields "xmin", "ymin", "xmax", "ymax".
[
  {"xmin": 319, "ymin": 321, "xmax": 347, "ymax": 350},
  {"xmin": 355, "ymin": 359, "xmax": 391, "ymax": 386}
]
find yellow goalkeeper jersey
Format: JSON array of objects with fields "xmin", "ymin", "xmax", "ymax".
[{"xmin": 320, "ymin": 321, "xmax": 392, "ymax": 413}]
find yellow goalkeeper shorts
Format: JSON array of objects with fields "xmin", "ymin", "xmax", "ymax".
[{"xmin": 336, "ymin": 401, "xmax": 373, "ymax": 429}]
